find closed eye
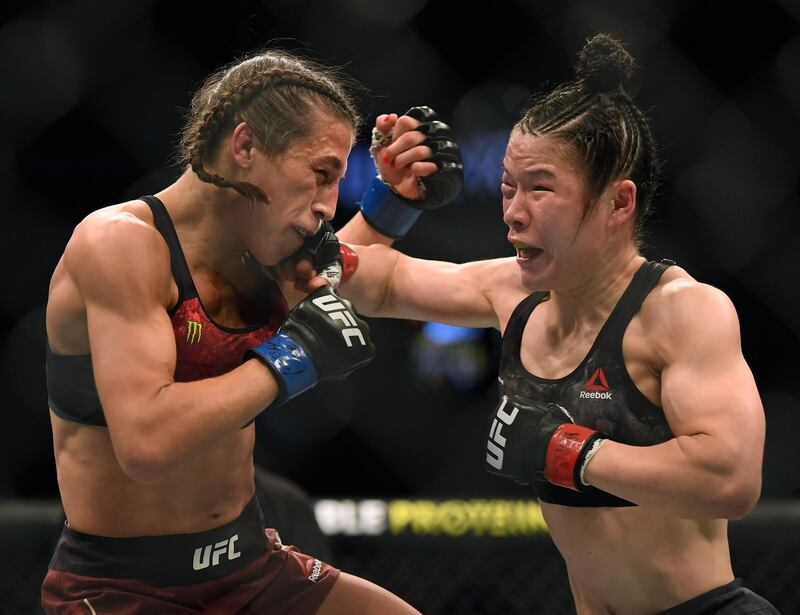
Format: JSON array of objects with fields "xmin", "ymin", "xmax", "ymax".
[{"xmin": 313, "ymin": 168, "xmax": 335, "ymax": 185}]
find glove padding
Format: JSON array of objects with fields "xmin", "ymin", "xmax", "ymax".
[
  {"xmin": 485, "ymin": 395, "xmax": 604, "ymax": 491},
  {"xmin": 249, "ymin": 285, "xmax": 375, "ymax": 406},
  {"xmin": 402, "ymin": 106, "xmax": 463, "ymax": 210},
  {"xmin": 300, "ymin": 221, "xmax": 342, "ymax": 288},
  {"xmin": 360, "ymin": 106, "xmax": 464, "ymax": 239}
]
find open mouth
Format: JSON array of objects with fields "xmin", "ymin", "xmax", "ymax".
[
  {"xmin": 295, "ymin": 220, "xmax": 323, "ymax": 239},
  {"xmin": 512, "ymin": 242, "xmax": 543, "ymax": 261}
]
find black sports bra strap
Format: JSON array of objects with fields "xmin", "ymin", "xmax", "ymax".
[
  {"xmin": 140, "ymin": 195, "xmax": 198, "ymax": 301},
  {"xmin": 505, "ymin": 291, "xmax": 549, "ymax": 336},
  {"xmin": 601, "ymin": 259, "xmax": 675, "ymax": 340}
]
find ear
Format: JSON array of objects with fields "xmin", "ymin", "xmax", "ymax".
[
  {"xmin": 230, "ymin": 122, "xmax": 257, "ymax": 168},
  {"xmin": 608, "ymin": 179, "xmax": 637, "ymax": 229}
]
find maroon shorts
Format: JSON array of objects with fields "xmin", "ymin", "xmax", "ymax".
[{"xmin": 41, "ymin": 497, "xmax": 340, "ymax": 614}]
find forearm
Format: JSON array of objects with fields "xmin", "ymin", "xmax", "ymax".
[
  {"xmin": 340, "ymin": 247, "xmax": 506, "ymax": 327},
  {"xmin": 584, "ymin": 435, "xmax": 760, "ymax": 519},
  {"xmin": 110, "ymin": 360, "xmax": 278, "ymax": 482},
  {"xmin": 337, "ymin": 211, "xmax": 394, "ymax": 247},
  {"xmin": 337, "ymin": 243, "xmax": 401, "ymax": 315}
]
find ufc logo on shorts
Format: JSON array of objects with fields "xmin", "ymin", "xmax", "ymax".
[
  {"xmin": 486, "ymin": 396, "xmax": 519, "ymax": 470},
  {"xmin": 192, "ymin": 534, "xmax": 241, "ymax": 571},
  {"xmin": 311, "ymin": 294, "xmax": 366, "ymax": 347}
]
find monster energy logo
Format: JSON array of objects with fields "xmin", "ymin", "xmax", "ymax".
[{"xmin": 186, "ymin": 320, "xmax": 202, "ymax": 344}]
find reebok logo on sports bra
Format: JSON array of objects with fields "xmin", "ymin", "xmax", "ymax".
[{"xmin": 579, "ymin": 368, "xmax": 612, "ymax": 399}]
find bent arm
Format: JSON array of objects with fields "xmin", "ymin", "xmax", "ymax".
[
  {"xmin": 70, "ymin": 213, "xmax": 279, "ymax": 483},
  {"xmin": 583, "ymin": 282, "xmax": 765, "ymax": 519}
]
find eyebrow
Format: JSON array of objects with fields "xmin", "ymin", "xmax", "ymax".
[
  {"xmin": 502, "ymin": 165, "xmax": 557, "ymax": 180},
  {"xmin": 313, "ymin": 155, "xmax": 344, "ymax": 172}
]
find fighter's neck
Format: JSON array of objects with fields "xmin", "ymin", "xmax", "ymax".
[
  {"xmin": 544, "ymin": 250, "xmax": 645, "ymax": 336},
  {"xmin": 155, "ymin": 173, "xmax": 250, "ymax": 276}
]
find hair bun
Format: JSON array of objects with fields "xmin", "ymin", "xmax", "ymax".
[{"xmin": 575, "ymin": 34, "xmax": 635, "ymax": 94}]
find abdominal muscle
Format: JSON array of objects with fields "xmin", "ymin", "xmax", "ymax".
[
  {"xmin": 52, "ymin": 412, "xmax": 257, "ymax": 537},
  {"xmin": 542, "ymin": 503, "xmax": 734, "ymax": 614}
]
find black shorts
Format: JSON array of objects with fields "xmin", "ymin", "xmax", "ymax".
[
  {"xmin": 659, "ymin": 578, "xmax": 780, "ymax": 615},
  {"xmin": 41, "ymin": 497, "xmax": 340, "ymax": 614}
]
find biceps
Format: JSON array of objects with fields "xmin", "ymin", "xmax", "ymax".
[
  {"xmin": 661, "ymin": 357, "xmax": 764, "ymax": 453},
  {"xmin": 86, "ymin": 300, "xmax": 177, "ymax": 418}
]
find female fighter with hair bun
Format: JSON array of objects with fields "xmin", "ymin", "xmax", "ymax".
[{"xmin": 338, "ymin": 34, "xmax": 779, "ymax": 614}]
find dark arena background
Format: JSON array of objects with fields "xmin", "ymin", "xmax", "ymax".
[{"xmin": 1, "ymin": 1, "xmax": 799, "ymax": 613}]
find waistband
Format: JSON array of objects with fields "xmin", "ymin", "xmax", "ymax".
[
  {"xmin": 659, "ymin": 579, "xmax": 744, "ymax": 615},
  {"xmin": 49, "ymin": 497, "xmax": 268, "ymax": 587}
]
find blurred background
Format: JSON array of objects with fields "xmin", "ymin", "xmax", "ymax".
[{"xmin": 1, "ymin": 0, "xmax": 799, "ymax": 613}]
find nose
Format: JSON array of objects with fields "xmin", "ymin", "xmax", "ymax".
[
  {"xmin": 502, "ymin": 192, "xmax": 529, "ymax": 232},
  {"xmin": 311, "ymin": 186, "xmax": 338, "ymax": 222}
]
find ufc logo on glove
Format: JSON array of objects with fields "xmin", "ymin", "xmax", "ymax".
[
  {"xmin": 248, "ymin": 285, "xmax": 375, "ymax": 406},
  {"xmin": 486, "ymin": 396, "xmax": 519, "ymax": 470},
  {"xmin": 311, "ymin": 294, "xmax": 366, "ymax": 347}
]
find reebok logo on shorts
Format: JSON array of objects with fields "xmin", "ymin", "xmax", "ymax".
[
  {"xmin": 580, "ymin": 368, "xmax": 612, "ymax": 399},
  {"xmin": 308, "ymin": 558, "xmax": 322, "ymax": 582}
]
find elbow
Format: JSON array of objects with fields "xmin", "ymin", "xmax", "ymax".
[
  {"xmin": 120, "ymin": 463, "xmax": 164, "ymax": 485},
  {"xmin": 713, "ymin": 474, "xmax": 761, "ymax": 520},
  {"xmin": 114, "ymin": 438, "xmax": 171, "ymax": 485},
  {"xmin": 690, "ymin": 439, "xmax": 763, "ymax": 519},
  {"xmin": 107, "ymin": 390, "xmax": 179, "ymax": 484}
]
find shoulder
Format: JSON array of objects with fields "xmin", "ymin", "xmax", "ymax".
[
  {"xmin": 470, "ymin": 256, "xmax": 522, "ymax": 288},
  {"xmin": 471, "ymin": 257, "xmax": 529, "ymax": 329},
  {"xmin": 640, "ymin": 264, "xmax": 741, "ymax": 364},
  {"xmin": 65, "ymin": 200, "xmax": 172, "ymax": 301},
  {"xmin": 642, "ymin": 265, "xmax": 738, "ymax": 327},
  {"xmin": 67, "ymin": 200, "xmax": 161, "ymax": 256}
]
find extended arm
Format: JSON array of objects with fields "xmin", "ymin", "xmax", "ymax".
[{"xmin": 340, "ymin": 246, "xmax": 522, "ymax": 329}]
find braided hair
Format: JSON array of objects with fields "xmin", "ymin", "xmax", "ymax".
[
  {"xmin": 177, "ymin": 51, "xmax": 362, "ymax": 204},
  {"xmin": 517, "ymin": 34, "xmax": 662, "ymax": 246}
]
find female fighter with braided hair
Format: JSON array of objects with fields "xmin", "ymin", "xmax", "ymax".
[
  {"xmin": 42, "ymin": 49, "xmax": 461, "ymax": 613},
  {"xmin": 337, "ymin": 34, "xmax": 779, "ymax": 614}
]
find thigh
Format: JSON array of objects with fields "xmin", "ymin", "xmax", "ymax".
[
  {"xmin": 316, "ymin": 572, "xmax": 421, "ymax": 615},
  {"xmin": 41, "ymin": 569, "xmax": 197, "ymax": 614}
]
